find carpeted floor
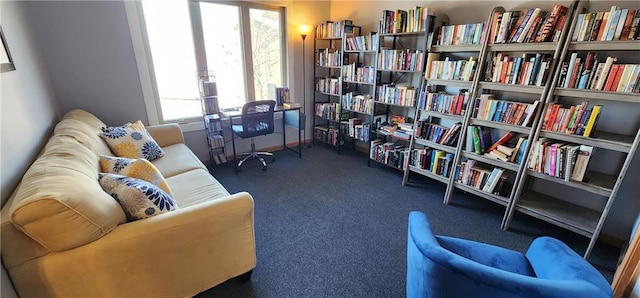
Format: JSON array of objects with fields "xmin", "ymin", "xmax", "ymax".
[{"xmin": 197, "ymin": 144, "xmax": 619, "ymax": 297}]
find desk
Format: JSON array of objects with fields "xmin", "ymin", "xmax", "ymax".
[{"xmin": 220, "ymin": 105, "xmax": 302, "ymax": 159}]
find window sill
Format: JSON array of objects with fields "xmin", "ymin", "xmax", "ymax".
[{"xmin": 178, "ymin": 121, "xmax": 204, "ymax": 133}]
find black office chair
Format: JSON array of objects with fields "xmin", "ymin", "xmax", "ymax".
[{"xmin": 231, "ymin": 100, "xmax": 276, "ymax": 173}]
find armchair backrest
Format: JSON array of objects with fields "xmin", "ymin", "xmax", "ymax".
[{"xmin": 240, "ymin": 100, "xmax": 276, "ymax": 138}]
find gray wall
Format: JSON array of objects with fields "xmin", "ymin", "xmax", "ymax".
[
  {"xmin": 0, "ymin": 1, "xmax": 60, "ymax": 297},
  {"xmin": 26, "ymin": 0, "xmax": 148, "ymax": 126},
  {"xmin": 1, "ymin": 1, "xmax": 59, "ymax": 206}
]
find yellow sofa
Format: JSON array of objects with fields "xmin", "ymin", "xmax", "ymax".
[{"xmin": 1, "ymin": 109, "xmax": 256, "ymax": 297}]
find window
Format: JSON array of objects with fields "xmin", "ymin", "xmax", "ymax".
[{"xmin": 137, "ymin": 0, "xmax": 287, "ymax": 123}]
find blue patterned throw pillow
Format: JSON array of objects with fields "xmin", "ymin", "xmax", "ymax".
[
  {"xmin": 99, "ymin": 173, "xmax": 178, "ymax": 221},
  {"xmin": 99, "ymin": 120, "xmax": 165, "ymax": 161}
]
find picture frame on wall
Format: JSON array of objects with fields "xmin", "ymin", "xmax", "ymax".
[{"xmin": 1, "ymin": 26, "xmax": 16, "ymax": 73}]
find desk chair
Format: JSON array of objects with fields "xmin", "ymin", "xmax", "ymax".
[{"xmin": 231, "ymin": 100, "xmax": 276, "ymax": 173}]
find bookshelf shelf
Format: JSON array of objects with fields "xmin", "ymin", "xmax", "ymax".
[
  {"xmin": 419, "ymin": 110, "xmax": 465, "ymax": 121},
  {"xmin": 539, "ymin": 130, "xmax": 633, "ymax": 153},
  {"xmin": 461, "ymin": 151, "xmax": 520, "ymax": 172},
  {"xmin": 568, "ymin": 40, "xmax": 640, "ymax": 51},
  {"xmin": 408, "ymin": 165, "xmax": 449, "ymax": 184},
  {"xmin": 454, "ymin": 182, "xmax": 510, "ymax": 206},
  {"xmin": 431, "ymin": 44, "xmax": 483, "ymax": 52},
  {"xmin": 377, "ymin": 69, "xmax": 424, "ymax": 73},
  {"xmin": 414, "ymin": 138, "xmax": 457, "ymax": 154},
  {"xmin": 343, "ymin": 80, "xmax": 376, "ymax": 86},
  {"xmin": 469, "ymin": 118, "xmax": 532, "ymax": 134},
  {"xmin": 553, "ymin": 88, "xmax": 640, "ymax": 103},
  {"xmin": 379, "ymin": 31, "xmax": 428, "ymax": 37},
  {"xmin": 478, "ymin": 82, "xmax": 546, "ymax": 94},
  {"xmin": 526, "ymin": 169, "xmax": 615, "ymax": 197},
  {"xmin": 516, "ymin": 191, "xmax": 600, "ymax": 238},
  {"xmin": 316, "ymin": 91, "xmax": 341, "ymax": 97},
  {"xmin": 424, "ymin": 79, "xmax": 473, "ymax": 88},
  {"xmin": 487, "ymin": 42, "xmax": 559, "ymax": 52}
]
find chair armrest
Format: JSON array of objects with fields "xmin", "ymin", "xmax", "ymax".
[
  {"xmin": 146, "ymin": 123, "xmax": 184, "ymax": 147},
  {"xmin": 526, "ymin": 236, "xmax": 613, "ymax": 296}
]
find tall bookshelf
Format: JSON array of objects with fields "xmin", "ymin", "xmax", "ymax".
[
  {"xmin": 369, "ymin": 7, "xmax": 435, "ymax": 170},
  {"xmin": 198, "ymin": 71, "xmax": 227, "ymax": 167},
  {"xmin": 340, "ymin": 29, "xmax": 378, "ymax": 154},
  {"xmin": 441, "ymin": 3, "xmax": 575, "ymax": 218},
  {"xmin": 402, "ymin": 15, "xmax": 487, "ymax": 187},
  {"xmin": 313, "ymin": 20, "xmax": 356, "ymax": 151},
  {"xmin": 502, "ymin": 0, "xmax": 640, "ymax": 258}
]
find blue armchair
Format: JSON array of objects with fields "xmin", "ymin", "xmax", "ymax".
[{"xmin": 407, "ymin": 211, "xmax": 612, "ymax": 298}]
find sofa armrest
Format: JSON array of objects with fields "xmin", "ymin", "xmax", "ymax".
[
  {"xmin": 28, "ymin": 192, "xmax": 256, "ymax": 297},
  {"xmin": 146, "ymin": 123, "xmax": 184, "ymax": 147}
]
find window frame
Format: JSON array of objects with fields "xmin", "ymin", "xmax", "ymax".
[{"xmin": 124, "ymin": 0, "xmax": 288, "ymax": 129}]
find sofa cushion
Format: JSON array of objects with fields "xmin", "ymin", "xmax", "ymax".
[
  {"xmin": 99, "ymin": 155, "xmax": 174, "ymax": 197},
  {"xmin": 10, "ymin": 135, "xmax": 126, "ymax": 252},
  {"xmin": 165, "ymin": 169, "xmax": 230, "ymax": 208},
  {"xmin": 100, "ymin": 121, "xmax": 165, "ymax": 161},
  {"xmin": 99, "ymin": 173, "xmax": 178, "ymax": 221},
  {"xmin": 152, "ymin": 143, "xmax": 207, "ymax": 178}
]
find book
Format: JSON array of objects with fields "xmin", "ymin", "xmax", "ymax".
[
  {"xmin": 487, "ymin": 132, "xmax": 515, "ymax": 152},
  {"xmin": 570, "ymin": 145, "xmax": 594, "ymax": 182},
  {"xmin": 582, "ymin": 105, "xmax": 602, "ymax": 137}
]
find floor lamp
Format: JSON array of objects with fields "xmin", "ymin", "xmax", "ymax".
[{"xmin": 299, "ymin": 24, "xmax": 313, "ymax": 148}]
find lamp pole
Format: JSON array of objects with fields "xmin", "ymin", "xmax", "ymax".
[{"xmin": 299, "ymin": 24, "xmax": 313, "ymax": 149}]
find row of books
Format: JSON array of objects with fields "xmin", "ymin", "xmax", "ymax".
[
  {"xmin": 314, "ymin": 103, "xmax": 341, "ymax": 121},
  {"xmin": 409, "ymin": 148, "xmax": 455, "ymax": 178},
  {"xmin": 455, "ymin": 161, "xmax": 510, "ymax": 196},
  {"xmin": 425, "ymin": 55, "xmax": 478, "ymax": 81},
  {"xmin": 345, "ymin": 32, "xmax": 380, "ymax": 51},
  {"xmin": 528, "ymin": 140, "xmax": 593, "ymax": 182},
  {"xmin": 559, "ymin": 52, "xmax": 640, "ymax": 93},
  {"xmin": 370, "ymin": 140, "xmax": 410, "ymax": 170},
  {"xmin": 377, "ymin": 49, "xmax": 424, "ymax": 71},
  {"xmin": 208, "ymin": 134, "xmax": 224, "ymax": 149},
  {"xmin": 489, "ymin": 5, "xmax": 569, "ymax": 44},
  {"xmin": 341, "ymin": 92, "xmax": 373, "ymax": 114},
  {"xmin": 571, "ymin": 6, "xmax": 640, "ymax": 42},
  {"xmin": 471, "ymin": 95, "xmax": 539, "ymax": 127},
  {"xmin": 341, "ymin": 63, "xmax": 376, "ymax": 83},
  {"xmin": 314, "ymin": 126, "xmax": 342, "ymax": 146},
  {"xmin": 417, "ymin": 90, "xmax": 470, "ymax": 116},
  {"xmin": 415, "ymin": 121, "xmax": 461, "ymax": 147},
  {"xmin": 346, "ymin": 118, "xmax": 371, "ymax": 142},
  {"xmin": 316, "ymin": 77, "xmax": 340, "ymax": 95},
  {"xmin": 485, "ymin": 53, "xmax": 552, "ymax": 86},
  {"xmin": 379, "ymin": 6, "xmax": 432, "ymax": 34},
  {"xmin": 375, "ymin": 84, "xmax": 416, "ymax": 107},
  {"xmin": 317, "ymin": 49, "xmax": 342, "ymax": 67},
  {"xmin": 315, "ymin": 20, "xmax": 354, "ymax": 39},
  {"xmin": 436, "ymin": 22, "xmax": 487, "ymax": 46},
  {"xmin": 542, "ymin": 102, "xmax": 601, "ymax": 137}
]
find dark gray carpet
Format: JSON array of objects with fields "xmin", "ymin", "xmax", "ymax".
[{"xmin": 198, "ymin": 144, "xmax": 619, "ymax": 297}]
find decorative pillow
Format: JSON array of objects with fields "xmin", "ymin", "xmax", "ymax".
[
  {"xmin": 99, "ymin": 173, "xmax": 178, "ymax": 221},
  {"xmin": 100, "ymin": 120, "xmax": 165, "ymax": 161},
  {"xmin": 99, "ymin": 155, "xmax": 174, "ymax": 197}
]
